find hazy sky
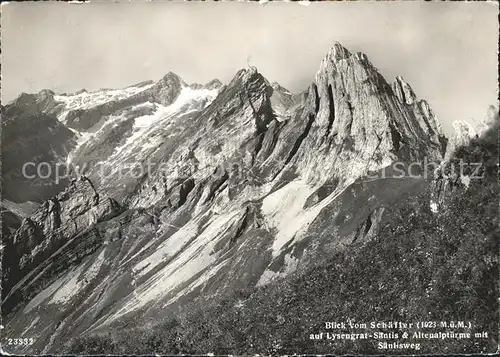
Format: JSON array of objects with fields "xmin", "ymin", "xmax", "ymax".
[{"xmin": 1, "ymin": 1, "xmax": 498, "ymax": 135}]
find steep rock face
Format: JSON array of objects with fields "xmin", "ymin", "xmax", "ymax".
[
  {"xmin": 0, "ymin": 200, "xmax": 39, "ymax": 239},
  {"xmin": 313, "ymin": 45, "xmax": 443, "ymax": 163},
  {"xmin": 392, "ymin": 76, "xmax": 447, "ymax": 154},
  {"xmin": 249, "ymin": 43, "xmax": 446, "ymax": 192},
  {"xmin": 2, "ymin": 177, "xmax": 123, "ymax": 313},
  {"xmin": 116, "ymin": 67, "xmax": 276, "ymax": 209},
  {"xmin": 3, "ymin": 42, "xmax": 452, "ymax": 354},
  {"xmin": 2, "ymin": 90, "xmax": 62, "ymax": 118}
]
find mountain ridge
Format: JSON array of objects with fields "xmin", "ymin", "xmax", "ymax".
[{"xmin": 2, "ymin": 42, "xmax": 495, "ymax": 354}]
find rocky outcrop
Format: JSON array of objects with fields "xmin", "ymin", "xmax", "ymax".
[
  {"xmin": 1, "ymin": 200, "xmax": 39, "ymax": 239},
  {"xmin": 2, "ymin": 90, "xmax": 61, "ymax": 118},
  {"xmin": 392, "ymin": 75, "xmax": 416, "ymax": 105},
  {"xmin": 2, "ymin": 176, "xmax": 123, "ymax": 313}
]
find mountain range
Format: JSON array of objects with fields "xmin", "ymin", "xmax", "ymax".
[{"xmin": 1, "ymin": 42, "xmax": 497, "ymax": 354}]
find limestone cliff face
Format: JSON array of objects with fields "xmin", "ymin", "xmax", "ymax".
[
  {"xmin": 2, "ymin": 177, "xmax": 123, "ymax": 313},
  {"xmin": 253, "ymin": 43, "xmax": 446, "ymax": 191},
  {"xmin": 392, "ymin": 76, "xmax": 447, "ymax": 154},
  {"xmin": 3, "ymin": 42, "xmax": 456, "ymax": 354}
]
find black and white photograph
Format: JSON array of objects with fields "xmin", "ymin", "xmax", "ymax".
[{"xmin": 0, "ymin": 1, "xmax": 498, "ymax": 355}]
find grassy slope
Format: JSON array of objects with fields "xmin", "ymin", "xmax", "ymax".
[{"xmin": 67, "ymin": 122, "xmax": 499, "ymax": 355}]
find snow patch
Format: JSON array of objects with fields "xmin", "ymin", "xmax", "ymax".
[
  {"xmin": 24, "ymin": 277, "xmax": 67, "ymax": 313},
  {"xmin": 262, "ymin": 179, "xmax": 351, "ymax": 257},
  {"xmin": 111, "ymin": 209, "xmax": 240, "ymax": 320},
  {"xmin": 84, "ymin": 247, "xmax": 107, "ymax": 281},
  {"xmin": 167, "ymin": 258, "xmax": 228, "ymax": 305},
  {"xmin": 133, "ymin": 220, "xmax": 199, "ymax": 278},
  {"xmin": 66, "ymin": 130, "xmax": 93, "ymax": 165},
  {"xmin": 48, "ymin": 265, "xmax": 86, "ymax": 306},
  {"xmin": 261, "ymin": 180, "xmax": 316, "ymax": 255},
  {"xmin": 54, "ymin": 83, "xmax": 154, "ymax": 123},
  {"xmin": 107, "ymin": 86, "xmax": 219, "ymax": 163}
]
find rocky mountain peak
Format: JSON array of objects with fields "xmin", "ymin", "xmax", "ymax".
[
  {"xmin": 392, "ymin": 76, "xmax": 417, "ymax": 105},
  {"xmin": 327, "ymin": 41, "xmax": 352, "ymax": 62},
  {"xmin": 150, "ymin": 71, "xmax": 186, "ymax": 106},
  {"xmin": 159, "ymin": 71, "xmax": 184, "ymax": 84},
  {"xmin": 441, "ymin": 110, "xmax": 498, "ymax": 162},
  {"xmin": 204, "ymin": 78, "xmax": 223, "ymax": 90},
  {"xmin": 4, "ymin": 90, "xmax": 58, "ymax": 117},
  {"xmin": 313, "ymin": 42, "xmax": 447, "ymax": 164},
  {"xmin": 224, "ymin": 67, "xmax": 273, "ymax": 104}
]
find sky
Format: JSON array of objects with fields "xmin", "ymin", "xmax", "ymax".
[{"xmin": 1, "ymin": 1, "xmax": 498, "ymax": 135}]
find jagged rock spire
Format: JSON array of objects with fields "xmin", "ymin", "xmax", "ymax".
[{"xmin": 392, "ymin": 76, "xmax": 416, "ymax": 105}]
